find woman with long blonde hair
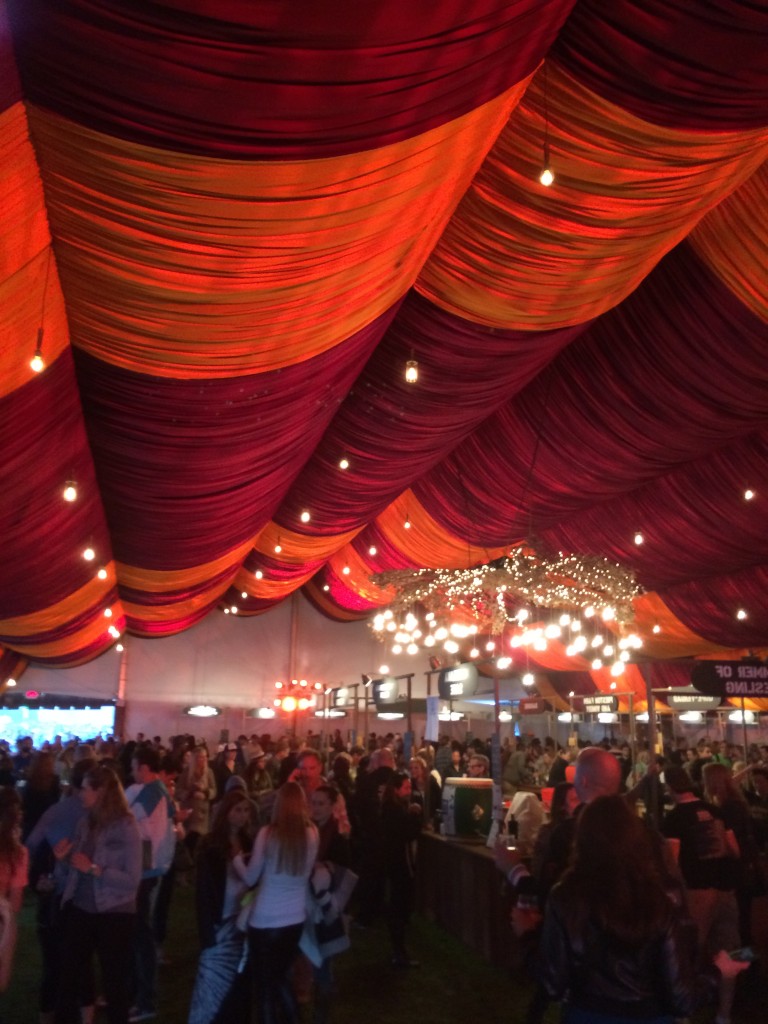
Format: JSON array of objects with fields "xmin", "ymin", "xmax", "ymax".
[
  {"xmin": 177, "ymin": 746, "xmax": 217, "ymax": 859},
  {"xmin": 236, "ymin": 781, "xmax": 318, "ymax": 1024}
]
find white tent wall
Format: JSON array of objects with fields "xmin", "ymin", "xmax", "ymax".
[{"xmin": 17, "ymin": 594, "xmax": 421, "ymax": 744}]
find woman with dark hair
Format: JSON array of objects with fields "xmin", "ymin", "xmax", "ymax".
[
  {"xmin": 703, "ymin": 761, "xmax": 760, "ymax": 945},
  {"xmin": 381, "ymin": 771, "xmax": 423, "ymax": 968},
  {"xmin": 188, "ymin": 789, "xmax": 255, "ymax": 1024},
  {"xmin": 409, "ymin": 756, "xmax": 441, "ymax": 830},
  {"xmin": 0, "ymin": 787, "xmax": 28, "ymax": 992},
  {"xmin": 54, "ymin": 764, "xmax": 142, "ymax": 1024},
  {"xmin": 531, "ymin": 781, "xmax": 580, "ymax": 906},
  {"xmin": 244, "ymin": 750, "xmax": 273, "ymax": 800},
  {"xmin": 539, "ymin": 795, "xmax": 695, "ymax": 1024},
  {"xmin": 236, "ymin": 781, "xmax": 318, "ymax": 1024},
  {"xmin": 22, "ymin": 751, "xmax": 61, "ymax": 841}
]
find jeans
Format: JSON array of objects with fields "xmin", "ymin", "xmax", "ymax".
[
  {"xmin": 55, "ymin": 905, "xmax": 135, "ymax": 1024},
  {"xmin": 134, "ymin": 877, "xmax": 159, "ymax": 1012},
  {"xmin": 248, "ymin": 923, "xmax": 303, "ymax": 1024}
]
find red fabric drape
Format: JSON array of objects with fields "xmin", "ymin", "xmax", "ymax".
[
  {"xmin": 8, "ymin": 0, "xmax": 575, "ymax": 157},
  {"xmin": 554, "ymin": 0, "xmax": 768, "ymax": 130}
]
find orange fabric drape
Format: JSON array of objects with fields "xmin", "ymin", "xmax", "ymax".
[
  {"xmin": 242, "ymin": 523, "xmax": 365, "ymax": 600},
  {"xmin": 0, "ymin": 103, "xmax": 50, "ymax": 280},
  {"xmin": 689, "ymin": 161, "xmax": 768, "ymax": 324},
  {"xmin": 373, "ymin": 491, "xmax": 510, "ymax": 570},
  {"xmin": 418, "ymin": 61, "xmax": 768, "ymax": 330},
  {"xmin": 27, "ymin": 81, "xmax": 528, "ymax": 379}
]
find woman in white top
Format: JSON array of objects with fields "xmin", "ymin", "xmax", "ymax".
[{"xmin": 236, "ymin": 781, "xmax": 318, "ymax": 1024}]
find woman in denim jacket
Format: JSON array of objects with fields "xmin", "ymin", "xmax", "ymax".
[{"xmin": 55, "ymin": 764, "xmax": 142, "ymax": 1024}]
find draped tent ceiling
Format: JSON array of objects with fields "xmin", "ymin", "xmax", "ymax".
[{"xmin": 2, "ymin": 1, "xmax": 768, "ymax": 714}]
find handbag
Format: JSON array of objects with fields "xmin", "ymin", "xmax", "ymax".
[{"xmin": 299, "ymin": 861, "xmax": 358, "ymax": 966}]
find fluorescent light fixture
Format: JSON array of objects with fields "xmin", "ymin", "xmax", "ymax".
[
  {"xmin": 185, "ymin": 705, "xmax": 221, "ymax": 718},
  {"xmin": 679, "ymin": 711, "xmax": 703, "ymax": 724},
  {"xmin": 728, "ymin": 709, "xmax": 755, "ymax": 724},
  {"xmin": 247, "ymin": 707, "xmax": 276, "ymax": 719}
]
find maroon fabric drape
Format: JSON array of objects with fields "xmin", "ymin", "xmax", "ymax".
[
  {"xmin": 73, "ymin": 308, "xmax": 396, "ymax": 570},
  {"xmin": 660, "ymin": 566, "xmax": 768, "ymax": 650},
  {"xmin": 0, "ymin": 350, "xmax": 113, "ymax": 617},
  {"xmin": 0, "ymin": 0, "xmax": 21, "ymax": 111},
  {"xmin": 274, "ymin": 291, "xmax": 586, "ymax": 537},
  {"xmin": 413, "ymin": 242, "xmax": 768, "ymax": 545},
  {"xmin": 554, "ymin": 0, "xmax": 768, "ymax": 129},
  {"xmin": 540, "ymin": 430, "xmax": 768, "ymax": 593},
  {"xmin": 8, "ymin": 0, "xmax": 576, "ymax": 157}
]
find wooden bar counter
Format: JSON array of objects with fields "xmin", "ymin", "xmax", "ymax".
[{"xmin": 415, "ymin": 831, "xmax": 520, "ymax": 971}]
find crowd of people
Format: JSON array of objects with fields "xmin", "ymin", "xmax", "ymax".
[{"xmin": 0, "ymin": 728, "xmax": 766, "ymax": 1024}]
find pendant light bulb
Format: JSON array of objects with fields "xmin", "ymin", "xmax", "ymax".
[
  {"xmin": 539, "ymin": 143, "xmax": 554, "ymax": 187},
  {"xmin": 405, "ymin": 359, "xmax": 418, "ymax": 384},
  {"xmin": 63, "ymin": 480, "xmax": 78, "ymax": 502},
  {"xmin": 31, "ymin": 327, "xmax": 45, "ymax": 372}
]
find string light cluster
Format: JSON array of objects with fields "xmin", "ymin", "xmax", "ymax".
[
  {"xmin": 273, "ymin": 678, "xmax": 323, "ymax": 713},
  {"xmin": 370, "ymin": 547, "xmax": 643, "ymax": 673}
]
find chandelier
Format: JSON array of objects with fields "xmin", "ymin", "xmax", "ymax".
[{"xmin": 370, "ymin": 546, "xmax": 644, "ymax": 673}]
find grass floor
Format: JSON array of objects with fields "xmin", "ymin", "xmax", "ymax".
[{"xmin": 2, "ymin": 884, "xmax": 766, "ymax": 1024}]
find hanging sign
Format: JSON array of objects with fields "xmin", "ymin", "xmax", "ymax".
[
  {"xmin": 373, "ymin": 677, "xmax": 399, "ymax": 706},
  {"xmin": 665, "ymin": 689, "xmax": 721, "ymax": 712},
  {"xmin": 437, "ymin": 663, "xmax": 479, "ymax": 700},
  {"xmin": 690, "ymin": 660, "xmax": 768, "ymax": 699},
  {"xmin": 518, "ymin": 697, "xmax": 550, "ymax": 715},
  {"xmin": 582, "ymin": 694, "xmax": 618, "ymax": 714}
]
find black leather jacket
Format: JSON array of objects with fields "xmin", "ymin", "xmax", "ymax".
[{"xmin": 539, "ymin": 878, "xmax": 695, "ymax": 1020}]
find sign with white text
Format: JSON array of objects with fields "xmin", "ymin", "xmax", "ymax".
[
  {"xmin": 691, "ymin": 661, "xmax": 768, "ymax": 699},
  {"xmin": 437, "ymin": 663, "xmax": 479, "ymax": 700},
  {"xmin": 582, "ymin": 694, "xmax": 618, "ymax": 714},
  {"xmin": 665, "ymin": 689, "xmax": 721, "ymax": 712}
]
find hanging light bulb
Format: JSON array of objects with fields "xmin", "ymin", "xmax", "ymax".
[
  {"xmin": 744, "ymin": 488, "xmax": 755, "ymax": 501},
  {"xmin": 82, "ymin": 547, "xmax": 95, "ymax": 562},
  {"xmin": 405, "ymin": 359, "xmax": 419, "ymax": 384},
  {"xmin": 300, "ymin": 510, "xmax": 311, "ymax": 523},
  {"xmin": 634, "ymin": 531, "xmax": 644, "ymax": 545},
  {"xmin": 31, "ymin": 328, "xmax": 45, "ymax": 373},
  {"xmin": 338, "ymin": 457, "xmax": 349, "ymax": 470},
  {"xmin": 539, "ymin": 155, "xmax": 555, "ymax": 187},
  {"xmin": 254, "ymin": 570, "xmax": 263, "ymax": 579},
  {"xmin": 63, "ymin": 480, "xmax": 78, "ymax": 502},
  {"xmin": 32, "ymin": 251, "xmax": 53, "ymax": 371},
  {"xmin": 368, "ymin": 546, "xmax": 377, "ymax": 556},
  {"xmin": 97, "ymin": 568, "xmax": 108, "ymax": 580},
  {"xmin": 522, "ymin": 672, "xmax": 536, "ymax": 687}
]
